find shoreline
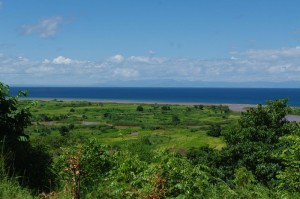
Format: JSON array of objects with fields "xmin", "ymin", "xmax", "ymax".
[
  {"xmin": 19, "ymin": 97, "xmax": 300, "ymax": 121},
  {"xmin": 20, "ymin": 97, "xmax": 257, "ymax": 112}
]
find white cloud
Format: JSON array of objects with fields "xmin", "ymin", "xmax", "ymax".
[
  {"xmin": 232, "ymin": 46, "xmax": 300, "ymax": 60},
  {"xmin": 21, "ymin": 16, "xmax": 63, "ymax": 38},
  {"xmin": 26, "ymin": 66, "xmax": 54, "ymax": 74},
  {"xmin": 0, "ymin": 1, "xmax": 3, "ymax": 9},
  {"xmin": 43, "ymin": 59, "xmax": 50, "ymax": 64},
  {"xmin": 129, "ymin": 56, "xmax": 150, "ymax": 63},
  {"xmin": 113, "ymin": 68, "xmax": 139, "ymax": 78},
  {"xmin": 129, "ymin": 56, "xmax": 165, "ymax": 64},
  {"xmin": 52, "ymin": 56, "xmax": 72, "ymax": 65},
  {"xmin": 110, "ymin": 54, "xmax": 124, "ymax": 63},
  {"xmin": 2, "ymin": 46, "xmax": 300, "ymax": 85}
]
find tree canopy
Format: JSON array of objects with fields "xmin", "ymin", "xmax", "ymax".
[{"xmin": 0, "ymin": 82, "xmax": 31, "ymax": 145}]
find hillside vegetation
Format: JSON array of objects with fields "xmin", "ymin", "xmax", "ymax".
[{"xmin": 1, "ymin": 82, "xmax": 300, "ymax": 198}]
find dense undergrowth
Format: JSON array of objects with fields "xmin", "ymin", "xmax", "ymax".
[{"xmin": 1, "ymin": 82, "xmax": 300, "ymax": 198}]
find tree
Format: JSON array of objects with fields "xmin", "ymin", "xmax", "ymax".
[
  {"xmin": 161, "ymin": 105, "xmax": 171, "ymax": 111},
  {"xmin": 55, "ymin": 140, "xmax": 112, "ymax": 198},
  {"xmin": 276, "ymin": 132, "xmax": 300, "ymax": 192},
  {"xmin": 172, "ymin": 115, "xmax": 180, "ymax": 125},
  {"xmin": 0, "ymin": 82, "xmax": 54, "ymax": 192},
  {"xmin": 136, "ymin": 105, "xmax": 144, "ymax": 112},
  {"xmin": 220, "ymin": 98, "xmax": 293, "ymax": 184},
  {"xmin": 207, "ymin": 124, "xmax": 221, "ymax": 137},
  {"xmin": 59, "ymin": 126, "xmax": 70, "ymax": 136},
  {"xmin": 194, "ymin": 105, "xmax": 204, "ymax": 110},
  {"xmin": 0, "ymin": 82, "xmax": 31, "ymax": 145}
]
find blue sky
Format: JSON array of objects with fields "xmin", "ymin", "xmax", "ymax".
[{"xmin": 1, "ymin": 0, "xmax": 300, "ymax": 86}]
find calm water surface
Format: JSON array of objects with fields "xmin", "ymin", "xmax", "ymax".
[{"xmin": 10, "ymin": 87, "xmax": 300, "ymax": 107}]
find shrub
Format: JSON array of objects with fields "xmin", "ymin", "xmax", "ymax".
[
  {"xmin": 59, "ymin": 126, "xmax": 70, "ymax": 136},
  {"xmin": 69, "ymin": 124, "xmax": 75, "ymax": 130},
  {"xmin": 54, "ymin": 140, "xmax": 112, "ymax": 197},
  {"xmin": 194, "ymin": 105, "xmax": 204, "ymax": 110},
  {"xmin": 207, "ymin": 124, "xmax": 221, "ymax": 137},
  {"xmin": 172, "ymin": 115, "xmax": 180, "ymax": 125},
  {"xmin": 161, "ymin": 105, "xmax": 171, "ymax": 111},
  {"xmin": 136, "ymin": 105, "xmax": 144, "ymax": 112}
]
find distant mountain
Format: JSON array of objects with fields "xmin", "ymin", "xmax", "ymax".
[{"xmin": 95, "ymin": 79, "xmax": 300, "ymax": 88}]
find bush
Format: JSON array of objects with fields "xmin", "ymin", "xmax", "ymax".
[
  {"xmin": 69, "ymin": 124, "xmax": 75, "ymax": 130},
  {"xmin": 172, "ymin": 115, "xmax": 180, "ymax": 125},
  {"xmin": 59, "ymin": 126, "xmax": 70, "ymax": 136},
  {"xmin": 136, "ymin": 105, "xmax": 144, "ymax": 112},
  {"xmin": 54, "ymin": 140, "xmax": 112, "ymax": 197},
  {"xmin": 194, "ymin": 105, "xmax": 204, "ymax": 110},
  {"xmin": 103, "ymin": 112, "xmax": 111, "ymax": 118},
  {"xmin": 161, "ymin": 105, "xmax": 171, "ymax": 111},
  {"xmin": 207, "ymin": 124, "xmax": 221, "ymax": 137}
]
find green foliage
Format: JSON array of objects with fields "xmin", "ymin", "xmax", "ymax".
[
  {"xmin": 187, "ymin": 146, "xmax": 219, "ymax": 166},
  {"xmin": 161, "ymin": 105, "xmax": 171, "ymax": 111},
  {"xmin": 232, "ymin": 167, "xmax": 271, "ymax": 199},
  {"xmin": 207, "ymin": 124, "xmax": 222, "ymax": 137},
  {"xmin": 187, "ymin": 98, "xmax": 298, "ymax": 196},
  {"xmin": 136, "ymin": 105, "xmax": 144, "ymax": 111},
  {"xmin": 103, "ymin": 112, "xmax": 111, "ymax": 118},
  {"xmin": 2, "ymin": 93, "xmax": 297, "ymax": 197},
  {"xmin": 0, "ymin": 137, "xmax": 34, "ymax": 199},
  {"xmin": 25, "ymin": 99, "xmax": 229, "ymax": 149},
  {"xmin": 0, "ymin": 82, "xmax": 31, "ymax": 144},
  {"xmin": 0, "ymin": 178, "xmax": 34, "ymax": 199},
  {"xmin": 234, "ymin": 167, "xmax": 256, "ymax": 188},
  {"xmin": 55, "ymin": 140, "xmax": 112, "ymax": 196},
  {"xmin": 127, "ymin": 136, "xmax": 155, "ymax": 163},
  {"xmin": 59, "ymin": 126, "xmax": 70, "ymax": 136},
  {"xmin": 172, "ymin": 114, "xmax": 180, "ymax": 125},
  {"xmin": 291, "ymin": 107, "xmax": 300, "ymax": 115},
  {"xmin": 87, "ymin": 149, "xmax": 212, "ymax": 198},
  {"xmin": 16, "ymin": 144, "xmax": 55, "ymax": 192},
  {"xmin": 194, "ymin": 104, "xmax": 204, "ymax": 110},
  {"xmin": 0, "ymin": 82, "xmax": 55, "ymax": 193},
  {"xmin": 158, "ymin": 153, "xmax": 211, "ymax": 198},
  {"xmin": 68, "ymin": 123, "xmax": 75, "ymax": 130},
  {"xmin": 220, "ymin": 98, "xmax": 293, "ymax": 184},
  {"xmin": 276, "ymin": 131, "xmax": 300, "ymax": 192}
]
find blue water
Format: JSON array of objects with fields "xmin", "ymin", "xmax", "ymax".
[{"xmin": 10, "ymin": 87, "xmax": 300, "ymax": 107}]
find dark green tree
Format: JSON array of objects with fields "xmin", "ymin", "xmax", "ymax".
[
  {"xmin": 172, "ymin": 115, "xmax": 180, "ymax": 125},
  {"xmin": 0, "ymin": 82, "xmax": 31, "ymax": 144},
  {"xmin": 161, "ymin": 105, "xmax": 171, "ymax": 111},
  {"xmin": 220, "ymin": 98, "xmax": 293, "ymax": 184},
  {"xmin": 207, "ymin": 124, "xmax": 221, "ymax": 137},
  {"xmin": 136, "ymin": 105, "xmax": 144, "ymax": 111},
  {"xmin": 59, "ymin": 125, "xmax": 70, "ymax": 136},
  {"xmin": 0, "ymin": 82, "xmax": 55, "ymax": 192},
  {"xmin": 276, "ymin": 128, "xmax": 300, "ymax": 192}
]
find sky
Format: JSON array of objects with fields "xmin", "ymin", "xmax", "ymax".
[{"xmin": 1, "ymin": 0, "xmax": 300, "ymax": 86}]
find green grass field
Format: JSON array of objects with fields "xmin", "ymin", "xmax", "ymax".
[{"xmin": 22, "ymin": 100, "xmax": 240, "ymax": 152}]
